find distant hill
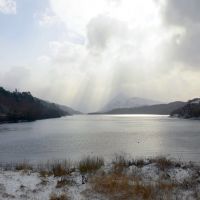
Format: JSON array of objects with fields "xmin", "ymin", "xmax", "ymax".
[
  {"xmin": 56, "ymin": 104, "xmax": 82, "ymax": 115},
  {"xmin": 171, "ymin": 98, "xmax": 200, "ymax": 119},
  {"xmin": 91, "ymin": 101, "xmax": 186, "ymax": 115},
  {"xmin": 102, "ymin": 94, "xmax": 163, "ymax": 112},
  {"xmin": 0, "ymin": 87, "xmax": 69, "ymax": 123}
]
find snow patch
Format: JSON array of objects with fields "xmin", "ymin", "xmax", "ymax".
[{"xmin": 168, "ymin": 168, "xmax": 192, "ymax": 183}]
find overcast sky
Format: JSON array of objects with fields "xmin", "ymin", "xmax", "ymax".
[{"xmin": 0, "ymin": 0, "xmax": 199, "ymax": 112}]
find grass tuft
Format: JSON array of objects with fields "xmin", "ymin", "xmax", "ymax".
[
  {"xmin": 150, "ymin": 157, "xmax": 174, "ymax": 171},
  {"xmin": 39, "ymin": 170, "xmax": 52, "ymax": 177},
  {"xmin": 38, "ymin": 160, "xmax": 74, "ymax": 177},
  {"xmin": 15, "ymin": 161, "xmax": 32, "ymax": 171},
  {"xmin": 78, "ymin": 156, "xmax": 104, "ymax": 174},
  {"xmin": 112, "ymin": 154, "xmax": 129, "ymax": 174},
  {"xmin": 132, "ymin": 158, "xmax": 146, "ymax": 168},
  {"xmin": 52, "ymin": 163, "xmax": 68, "ymax": 177},
  {"xmin": 49, "ymin": 193, "xmax": 69, "ymax": 200},
  {"xmin": 56, "ymin": 177, "xmax": 75, "ymax": 188}
]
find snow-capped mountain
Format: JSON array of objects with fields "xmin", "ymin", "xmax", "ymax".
[{"xmin": 102, "ymin": 94, "xmax": 163, "ymax": 112}]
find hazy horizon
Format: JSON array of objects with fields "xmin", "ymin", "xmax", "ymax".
[{"xmin": 0, "ymin": 0, "xmax": 200, "ymax": 112}]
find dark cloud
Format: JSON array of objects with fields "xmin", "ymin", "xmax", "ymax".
[
  {"xmin": 163, "ymin": 0, "xmax": 200, "ymax": 26},
  {"xmin": 162, "ymin": 0, "xmax": 200, "ymax": 69},
  {"xmin": 166, "ymin": 28, "xmax": 200, "ymax": 67}
]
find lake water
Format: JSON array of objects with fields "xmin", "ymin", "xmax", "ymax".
[{"xmin": 0, "ymin": 115, "xmax": 200, "ymax": 163}]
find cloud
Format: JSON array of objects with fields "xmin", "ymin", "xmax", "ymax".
[
  {"xmin": 37, "ymin": 55, "xmax": 50, "ymax": 65},
  {"xmin": 47, "ymin": 41, "xmax": 87, "ymax": 66},
  {"xmin": 2, "ymin": 0, "xmax": 200, "ymax": 112},
  {"xmin": 0, "ymin": 0, "xmax": 16, "ymax": 14},
  {"xmin": 34, "ymin": 8, "xmax": 60, "ymax": 26},
  {"xmin": 49, "ymin": 0, "xmax": 106, "ymax": 33},
  {"xmin": 87, "ymin": 15, "xmax": 128, "ymax": 51},
  {"xmin": 163, "ymin": 0, "xmax": 200, "ymax": 26},
  {"xmin": 1, "ymin": 67, "xmax": 31, "ymax": 91},
  {"xmin": 33, "ymin": 0, "xmax": 176, "ymax": 111},
  {"xmin": 161, "ymin": 0, "xmax": 200, "ymax": 69}
]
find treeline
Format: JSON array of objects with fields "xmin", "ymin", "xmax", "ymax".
[
  {"xmin": 0, "ymin": 87, "xmax": 69, "ymax": 123},
  {"xmin": 171, "ymin": 98, "xmax": 200, "ymax": 118}
]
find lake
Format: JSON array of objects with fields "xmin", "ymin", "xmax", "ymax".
[{"xmin": 0, "ymin": 115, "xmax": 200, "ymax": 163}]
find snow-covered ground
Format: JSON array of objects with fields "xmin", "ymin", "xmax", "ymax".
[
  {"xmin": 0, "ymin": 170, "xmax": 88, "ymax": 200},
  {"xmin": 0, "ymin": 158, "xmax": 200, "ymax": 200}
]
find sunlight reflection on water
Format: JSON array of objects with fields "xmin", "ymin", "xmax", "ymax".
[{"xmin": 0, "ymin": 115, "xmax": 200, "ymax": 163}]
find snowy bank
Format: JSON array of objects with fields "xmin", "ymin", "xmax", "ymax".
[{"xmin": 0, "ymin": 156, "xmax": 200, "ymax": 200}]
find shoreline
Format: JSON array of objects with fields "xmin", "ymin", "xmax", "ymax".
[{"xmin": 0, "ymin": 115, "xmax": 70, "ymax": 125}]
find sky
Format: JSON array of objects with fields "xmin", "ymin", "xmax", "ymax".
[{"xmin": 0, "ymin": 0, "xmax": 200, "ymax": 112}]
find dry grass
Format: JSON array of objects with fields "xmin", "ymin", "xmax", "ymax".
[
  {"xmin": 90, "ymin": 168, "xmax": 179, "ymax": 200},
  {"xmin": 132, "ymin": 159, "xmax": 146, "ymax": 168},
  {"xmin": 39, "ymin": 170, "xmax": 52, "ymax": 177},
  {"xmin": 112, "ymin": 155, "xmax": 149, "ymax": 173},
  {"xmin": 1, "ymin": 156, "xmax": 199, "ymax": 200},
  {"xmin": 56, "ymin": 177, "xmax": 75, "ymax": 188},
  {"xmin": 134, "ymin": 183, "xmax": 155, "ymax": 199},
  {"xmin": 38, "ymin": 160, "xmax": 74, "ymax": 177},
  {"xmin": 112, "ymin": 155, "xmax": 129, "ymax": 174},
  {"xmin": 157, "ymin": 181, "xmax": 177, "ymax": 191},
  {"xmin": 150, "ymin": 157, "xmax": 174, "ymax": 171},
  {"xmin": 91, "ymin": 173, "xmax": 156, "ymax": 200},
  {"xmin": 15, "ymin": 161, "xmax": 33, "ymax": 171},
  {"xmin": 78, "ymin": 156, "xmax": 104, "ymax": 174},
  {"xmin": 92, "ymin": 174, "xmax": 129, "ymax": 199},
  {"xmin": 52, "ymin": 164, "xmax": 69, "ymax": 177},
  {"xmin": 52, "ymin": 160, "xmax": 74, "ymax": 177},
  {"xmin": 49, "ymin": 193, "xmax": 69, "ymax": 200}
]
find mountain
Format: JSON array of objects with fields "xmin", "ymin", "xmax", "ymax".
[
  {"xmin": 102, "ymin": 94, "xmax": 163, "ymax": 112},
  {"xmin": 91, "ymin": 101, "xmax": 186, "ymax": 115},
  {"xmin": 56, "ymin": 104, "xmax": 82, "ymax": 115},
  {"xmin": 0, "ymin": 87, "xmax": 69, "ymax": 123},
  {"xmin": 171, "ymin": 98, "xmax": 200, "ymax": 119}
]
